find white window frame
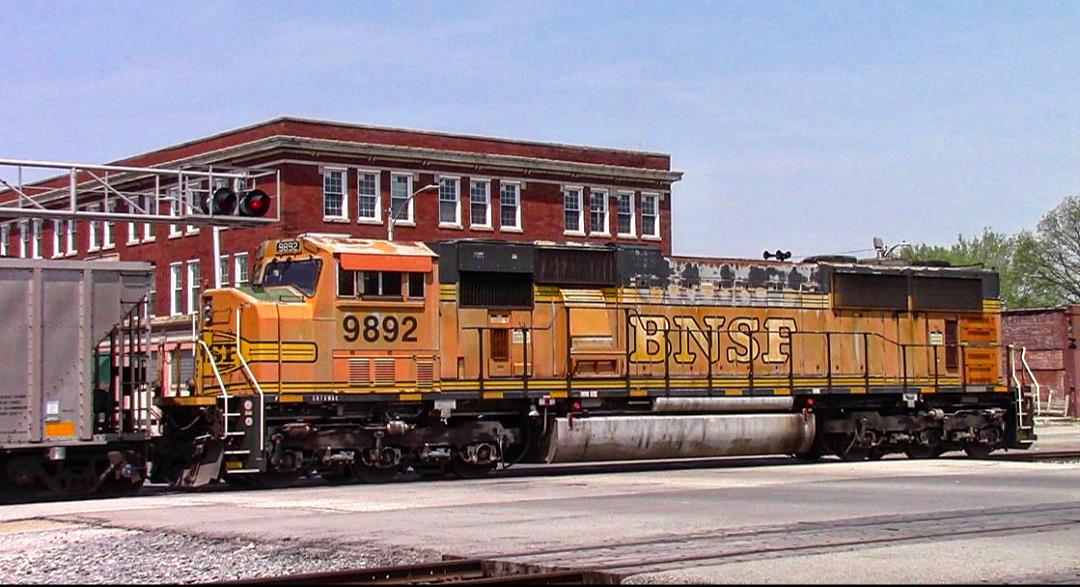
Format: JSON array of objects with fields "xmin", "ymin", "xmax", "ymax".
[
  {"xmin": 142, "ymin": 194, "xmax": 157, "ymax": 242},
  {"xmin": 356, "ymin": 169, "xmax": 381, "ymax": 224},
  {"xmin": 102, "ymin": 201, "xmax": 116, "ymax": 249},
  {"xmin": 499, "ymin": 181, "xmax": 522, "ymax": 232},
  {"xmin": 389, "ymin": 173, "xmax": 415, "ymax": 226},
  {"xmin": 31, "ymin": 219, "xmax": 42, "ymax": 259},
  {"xmin": 127, "ymin": 196, "xmax": 141, "ymax": 246},
  {"xmin": 169, "ymin": 262, "xmax": 183, "ymax": 316},
  {"xmin": 0, "ymin": 224, "xmax": 8, "ymax": 256},
  {"xmin": 186, "ymin": 260, "xmax": 200, "ymax": 315},
  {"xmin": 589, "ymin": 189, "xmax": 610, "ymax": 236},
  {"xmin": 218, "ymin": 255, "xmax": 230, "ymax": 289},
  {"xmin": 234, "ymin": 253, "xmax": 250, "ymax": 286},
  {"xmin": 65, "ymin": 219, "xmax": 77, "ymax": 256},
  {"xmin": 168, "ymin": 188, "xmax": 182, "ymax": 238},
  {"xmin": 641, "ymin": 192, "xmax": 660, "ymax": 239},
  {"xmin": 185, "ymin": 182, "xmax": 200, "ymax": 235},
  {"xmin": 85, "ymin": 205, "xmax": 100, "ymax": 251},
  {"xmin": 563, "ymin": 187, "xmax": 584, "ymax": 236},
  {"xmin": 18, "ymin": 220, "xmax": 29, "ymax": 258},
  {"xmin": 322, "ymin": 167, "xmax": 348, "ymax": 222},
  {"xmin": 438, "ymin": 176, "xmax": 461, "ymax": 228},
  {"xmin": 469, "ymin": 179, "xmax": 492, "ymax": 230},
  {"xmin": 616, "ymin": 191, "xmax": 636, "ymax": 238},
  {"xmin": 51, "ymin": 220, "xmax": 62, "ymax": 258}
]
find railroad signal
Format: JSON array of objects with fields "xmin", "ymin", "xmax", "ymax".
[
  {"xmin": 239, "ymin": 189, "xmax": 271, "ymax": 217},
  {"xmin": 201, "ymin": 187, "xmax": 238, "ymax": 215}
]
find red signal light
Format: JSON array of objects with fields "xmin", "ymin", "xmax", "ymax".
[
  {"xmin": 239, "ymin": 189, "xmax": 270, "ymax": 217},
  {"xmin": 572, "ymin": 401, "xmax": 582, "ymax": 411}
]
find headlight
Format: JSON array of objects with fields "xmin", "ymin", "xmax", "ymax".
[{"xmin": 202, "ymin": 298, "xmax": 213, "ymax": 325}]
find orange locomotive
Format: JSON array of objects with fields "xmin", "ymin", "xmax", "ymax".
[{"xmin": 152, "ymin": 234, "xmax": 1036, "ymax": 486}]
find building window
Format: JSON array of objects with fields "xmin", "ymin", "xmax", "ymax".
[
  {"xmin": 470, "ymin": 180, "xmax": 491, "ymax": 228},
  {"xmin": 86, "ymin": 205, "xmax": 100, "ymax": 250},
  {"xmin": 0, "ymin": 224, "xmax": 8, "ymax": 256},
  {"xmin": 147, "ymin": 285, "xmax": 156, "ymax": 318},
  {"xmin": 30, "ymin": 219, "xmax": 42, "ymax": 259},
  {"xmin": 234, "ymin": 253, "xmax": 249, "ymax": 285},
  {"xmin": 186, "ymin": 260, "xmax": 201, "ymax": 315},
  {"xmin": 143, "ymin": 194, "xmax": 157, "ymax": 242},
  {"xmin": 617, "ymin": 191, "xmax": 635, "ymax": 237},
  {"xmin": 218, "ymin": 255, "xmax": 230, "ymax": 288},
  {"xmin": 589, "ymin": 190, "xmax": 609, "ymax": 235},
  {"xmin": 103, "ymin": 201, "xmax": 116, "ymax": 248},
  {"xmin": 323, "ymin": 168, "xmax": 347, "ymax": 220},
  {"xmin": 51, "ymin": 220, "xmax": 62, "ymax": 258},
  {"xmin": 641, "ymin": 193, "xmax": 659, "ymax": 238},
  {"xmin": 500, "ymin": 182, "xmax": 521, "ymax": 230},
  {"xmin": 563, "ymin": 188, "xmax": 583, "ymax": 234},
  {"xmin": 357, "ymin": 171, "xmax": 379, "ymax": 221},
  {"xmin": 168, "ymin": 188, "xmax": 181, "ymax": 238},
  {"xmin": 66, "ymin": 219, "xmax": 77, "ymax": 256},
  {"xmin": 18, "ymin": 220, "xmax": 29, "ymax": 258},
  {"xmin": 170, "ymin": 262, "xmax": 183, "ymax": 316},
  {"xmin": 390, "ymin": 173, "xmax": 414, "ymax": 224},
  {"xmin": 185, "ymin": 183, "xmax": 199, "ymax": 235},
  {"xmin": 439, "ymin": 177, "xmax": 460, "ymax": 226}
]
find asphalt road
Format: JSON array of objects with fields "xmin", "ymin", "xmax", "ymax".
[{"xmin": 2, "ymin": 424, "xmax": 1079, "ymax": 584}]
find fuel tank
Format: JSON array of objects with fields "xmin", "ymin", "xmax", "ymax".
[{"xmin": 544, "ymin": 413, "xmax": 816, "ymax": 463}]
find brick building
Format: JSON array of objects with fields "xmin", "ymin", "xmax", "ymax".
[
  {"xmin": 1001, "ymin": 306, "xmax": 1079, "ymax": 417},
  {"xmin": 0, "ymin": 117, "xmax": 682, "ymax": 393}
]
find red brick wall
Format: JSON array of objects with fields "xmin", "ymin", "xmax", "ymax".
[{"xmin": 1002, "ymin": 308, "xmax": 1078, "ymax": 416}]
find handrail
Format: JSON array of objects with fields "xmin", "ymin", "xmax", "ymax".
[
  {"xmin": 194, "ymin": 338, "xmax": 231, "ymax": 438},
  {"xmin": 1020, "ymin": 346, "xmax": 1041, "ymax": 416},
  {"xmin": 235, "ymin": 305, "xmax": 266, "ymax": 456}
]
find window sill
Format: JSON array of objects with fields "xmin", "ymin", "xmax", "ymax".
[
  {"xmin": 389, "ymin": 220, "xmax": 415, "ymax": 228},
  {"xmin": 439, "ymin": 223, "xmax": 464, "ymax": 230},
  {"xmin": 143, "ymin": 236, "xmax": 156, "ymax": 243},
  {"xmin": 102, "ymin": 244, "xmax": 116, "ymax": 251},
  {"xmin": 358, "ymin": 218, "xmax": 384, "ymax": 226},
  {"xmin": 589, "ymin": 232, "xmax": 611, "ymax": 238},
  {"xmin": 500, "ymin": 226, "xmax": 523, "ymax": 233},
  {"xmin": 471, "ymin": 225, "xmax": 494, "ymax": 232},
  {"xmin": 87, "ymin": 246, "xmax": 101, "ymax": 253},
  {"xmin": 563, "ymin": 230, "xmax": 586, "ymax": 237},
  {"xmin": 617, "ymin": 233, "xmax": 637, "ymax": 239},
  {"xmin": 641, "ymin": 235, "xmax": 662, "ymax": 241},
  {"xmin": 127, "ymin": 240, "xmax": 140, "ymax": 246},
  {"xmin": 168, "ymin": 233, "xmax": 183, "ymax": 240},
  {"xmin": 324, "ymin": 217, "xmax": 350, "ymax": 224}
]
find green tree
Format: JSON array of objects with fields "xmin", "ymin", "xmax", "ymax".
[{"xmin": 1014, "ymin": 195, "xmax": 1080, "ymax": 306}]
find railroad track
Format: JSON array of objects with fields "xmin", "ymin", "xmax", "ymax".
[{"xmin": 219, "ymin": 559, "xmax": 615, "ymax": 585}]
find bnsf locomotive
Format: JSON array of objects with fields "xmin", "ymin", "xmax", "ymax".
[{"xmin": 151, "ymin": 234, "xmax": 1037, "ymax": 487}]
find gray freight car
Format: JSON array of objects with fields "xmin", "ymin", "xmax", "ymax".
[{"xmin": 0, "ymin": 258, "xmax": 154, "ymax": 495}]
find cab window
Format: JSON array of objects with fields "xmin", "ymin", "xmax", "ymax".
[
  {"xmin": 262, "ymin": 258, "xmax": 321, "ymax": 297},
  {"xmin": 338, "ymin": 267, "xmax": 426, "ymax": 301}
]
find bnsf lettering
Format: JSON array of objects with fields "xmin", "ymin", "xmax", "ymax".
[
  {"xmin": 342, "ymin": 314, "xmax": 418, "ymax": 343},
  {"xmin": 630, "ymin": 315, "xmax": 797, "ymax": 365}
]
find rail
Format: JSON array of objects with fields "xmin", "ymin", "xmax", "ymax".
[{"xmin": 215, "ymin": 558, "xmax": 602, "ymax": 585}]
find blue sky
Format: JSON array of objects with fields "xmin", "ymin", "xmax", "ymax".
[{"xmin": 2, "ymin": 1, "xmax": 1077, "ymax": 258}]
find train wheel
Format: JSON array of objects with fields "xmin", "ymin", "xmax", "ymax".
[
  {"xmin": 963, "ymin": 444, "xmax": 995, "ymax": 459},
  {"xmin": 449, "ymin": 459, "xmax": 496, "ymax": 479}
]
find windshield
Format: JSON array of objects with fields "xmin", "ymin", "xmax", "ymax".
[{"xmin": 261, "ymin": 258, "xmax": 321, "ymax": 297}]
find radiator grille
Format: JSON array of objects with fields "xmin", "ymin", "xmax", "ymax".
[
  {"xmin": 347, "ymin": 358, "xmax": 370, "ymax": 385},
  {"xmin": 374, "ymin": 358, "xmax": 396, "ymax": 385},
  {"xmin": 416, "ymin": 360, "xmax": 434, "ymax": 388}
]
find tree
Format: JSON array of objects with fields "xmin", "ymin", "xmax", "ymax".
[
  {"xmin": 1014, "ymin": 195, "xmax": 1080, "ymax": 306},
  {"xmin": 905, "ymin": 228, "xmax": 1054, "ymax": 309}
]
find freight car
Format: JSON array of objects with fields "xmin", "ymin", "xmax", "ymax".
[
  {"xmin": 0, "ymin": 258, "xmax": 154, "ymax": 495},
  {"xmin": 151, "ymin": 234, "xmax": 1037, "ymax": 487}
]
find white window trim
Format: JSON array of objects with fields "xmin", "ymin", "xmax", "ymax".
[
  {"xmin": 169, "ymin": 262, "xmax": 183, "ymax": 316},
  {"xmin": 356, "ymin": 169, "xmax": 382, "ymax": 224},
  {"xmin": 617, "ymin": 191, "xmax": 637, "ymax": 238},
  {"xmin": 51, "ymin": 220, "xmax": 62, "ymax": 258},
  {"xmin": 499, "ymin": 181, "xmax": 523, "ymax": 233},
  {"xmin": 17, "ymin": 220, "xmax": 28, "ymax": 258},
  {"xmin": 469, "ymin": 179, "xmax": 492, "ymax": 230},
  {"xmin": 168, "ymin": 188, "xmax": 182, "ymax": 238},
  {"xmin": 102, "ymin": 201, "xmax": 116, "ymax": 250},
  {"xmin": 388, "ymin": 173, "xmax": 415, "ymax": 227},
  {"xmin": 186, "ymin": 259, "xmax": 200, "ymax": 315},
  {"xmin": 65, "ymin": 219, "xmax": 77, "ymax": 257},
  {"xmin": 218, "ymin": 255, "xmax": 230, "ymax": 289},
  {"xmin": 438, "ymin": 176, "xmax": 462, "ymax": 229},
  {"xmin": 142, "ymin": 194, "xmax": 157, "ymax": 243},
  {"xmin": 185, "ymin": 183, "xmax": 200, "ymax": 235},
  {"xmin": 323, "ymin": 167, "xmax": 349, "ymax": 222},
  {"xmin": 0, "ymin": 224, "xmax": 8, "ymax": 256},
  {"xmin": 31, "ymin": 219, "xmax": 42, "ymax": 259},
  {"xmin": 588, "ymin": 189, "xmax": 610, "ymax": 237},
  {"xmin": 563, "ymin": 186, "xmax": 585, "ymax": 236},
  {"xmin": 234, "ymin": 253, "xmax": 249, "ymax": 286},
  {"xmin": 641, "ymin": 192, "xmax": 661, "ymax": 240}
]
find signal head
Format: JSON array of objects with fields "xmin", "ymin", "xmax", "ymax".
[
  {"xmin": 239, "ymin": 189, "xmax": 270, "ymax": 217},
  {"xmin": 201, "ymin": 187, "xmax": 238, "ymax": 215}
]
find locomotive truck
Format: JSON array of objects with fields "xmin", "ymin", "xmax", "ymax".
[{"xmin": 150, "ymin": 234, "xmax": 1037, "ymax": 487}]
